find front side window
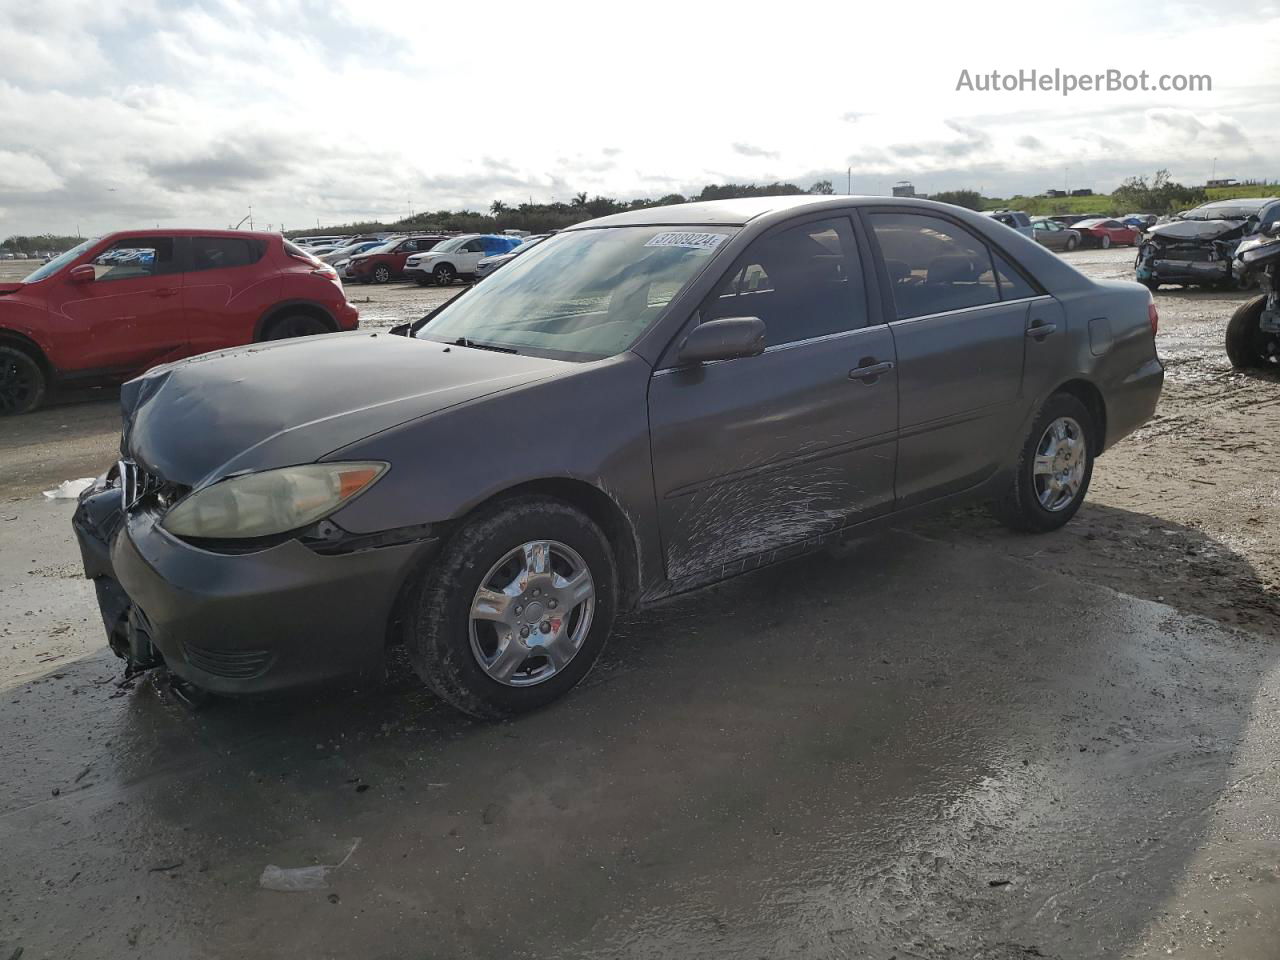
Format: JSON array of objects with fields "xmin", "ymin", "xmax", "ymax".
[
  {"xmin": 870, "ymin": 213, "xmax": 1000, "ymax": 319},
  {"xmin": 461, "ymin": 239, "xmax": 485, "ymax": 253},
  {"xmin": 89, "ymin": 237, "xmax": 179, "ymax": 282},
  {"xmin": 701, "ymin": 217, "xmax": 868, "ymax": 347},
  {"xmin": 189, "ymin": 236, "xmax": 263, "ymax": 272},
  {"xmin": 417, "ymin": 226, "xmax": 735, "ymax": 361}
]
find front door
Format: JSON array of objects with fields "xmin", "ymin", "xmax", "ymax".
[
  {"xmin": 648, "ymin": 215, "xmax": 898, "ymax": 585},
  {"xmin": 54, "ymin": 235, "xmax": 186, "ymax": 375}
]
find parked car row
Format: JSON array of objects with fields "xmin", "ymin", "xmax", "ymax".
[
  {"xmin": 69, "ymin": 194, "xmax": 1164, "ymax": 719},
  {"xmin": 0, "ymin": 231, "xmax": 357, "ymax": 414}
]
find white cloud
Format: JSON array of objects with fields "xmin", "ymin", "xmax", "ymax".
[{"xmin": 0, "ymin": 0, "xmax": 1278, "ymax": 235}]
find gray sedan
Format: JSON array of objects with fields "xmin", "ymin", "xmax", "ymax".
[
  {"xmin": 73, "ymin": 195, "xmax": 1163, "ymax": 718},
  {"xmin": 1032, "ymin": 217, "xmax": 1082, "ymax": 252}
]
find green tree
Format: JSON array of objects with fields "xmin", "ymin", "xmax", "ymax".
[
  {"xmin": 809, "ymin": 179, "xmax": 834, "ymax": 195},
  {"xmin": 929, "ymin": 189, "xmax": 983, "ymax": 210}
]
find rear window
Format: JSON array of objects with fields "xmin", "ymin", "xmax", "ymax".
[{"xmin": 189, "ymin": 236, "xmax": 265, "ymax": 271}]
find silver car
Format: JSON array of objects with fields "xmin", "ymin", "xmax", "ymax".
[{"xmin": 1031, "ymin": 218, "xmax": 1082, "ymax": 252}]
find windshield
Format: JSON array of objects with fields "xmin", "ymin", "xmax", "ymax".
[
  {"xmin": 416, "ymin": 226, "xmax": 736, "ymax": 361},
  {"xmin": 1183, "ymin": 201, "xmax": 1265, "ymax": 221},
  {"xmin": 22, "ymin": 238, "xmax": 98, "ymax": 283}
]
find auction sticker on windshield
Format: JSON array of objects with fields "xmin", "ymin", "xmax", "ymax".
[{"xmin": 644, "ymin": 232, "xmax": 727, "ymax": 251}]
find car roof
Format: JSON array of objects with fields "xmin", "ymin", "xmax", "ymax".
[
  {"xmin": 568, "ymin": 195, "xmax": 849, "ymax": 228},
  {"xmin": 101, "ymin": 228, "xmax": 279, "ymax": 239}
]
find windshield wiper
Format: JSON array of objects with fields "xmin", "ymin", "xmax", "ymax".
[{"xmin": 453, "ymin": 337, "xmax": 518, "ymax": 354}]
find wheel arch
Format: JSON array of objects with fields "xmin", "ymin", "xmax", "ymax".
[
  {"xmin": 1051, "ymin": 377, "xmax": 1107, "ymax": 454},
  {"xmin": 445, "ymin": 477, "xmax": 643, "ymax": 610},
  {"xmin": 0, "ymin": 328, "xmax": 53, "ymax": 375},
  {"xmin": 255, "ymin": 300, "xmax": 338, "ymax": 341}
]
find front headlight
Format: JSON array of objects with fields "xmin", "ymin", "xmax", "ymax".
[{"xmin": 161, "ymin": 462, "xmax": 388, "ymax": 539}]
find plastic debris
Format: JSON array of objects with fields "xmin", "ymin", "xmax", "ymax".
[
  {"xmin": 259, "ymin": 838, "xmax": 360, "ymax": 892},
  {"xmin": 42, "ymin": 478, "xmax": 95, "ymax": 500}
]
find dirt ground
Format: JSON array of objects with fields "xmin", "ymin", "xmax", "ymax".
[{"xmin": 2, "ymin": 249, "xmax": 1280, "ymax": 960}]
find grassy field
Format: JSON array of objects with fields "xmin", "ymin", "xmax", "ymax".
[{"xmin": 1205, "ymin": 183, "xmax": 1280, "ymax": 200}]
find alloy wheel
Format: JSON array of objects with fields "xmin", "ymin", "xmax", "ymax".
[
  {"xmin": 1032, "ymin": 416, "xmax": 1088, "ymax": 512},
  {"xmin": 373, "ymin": 265, "xmax": 390, "ymax": 283},
  {"xmin": 468, "ymin": 540, "xmax": 595, "ymax": 687}
]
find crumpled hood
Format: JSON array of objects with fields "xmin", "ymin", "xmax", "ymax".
[
  {"xmin": 122, "ymin": 332, "xmax": 567, "ymax": 488},
  {"xmin": 1147, "ymin": 219, "xmax": 1249, "ymax": 242}
]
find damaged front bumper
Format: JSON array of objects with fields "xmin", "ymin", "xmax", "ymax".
[
  {"xmin": 1135, "ymin": 254, "xmax": 1232, "ymax": 286},
  {"xmin": 72, "ymin": 472, "xmax": 439, "ymax": 695}
]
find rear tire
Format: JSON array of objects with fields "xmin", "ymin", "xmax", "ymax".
[
  {"xmin": 407, "ymin": 496, "xmax": 617, "ymax": 719},
  {"xmin": 1100, "ymin": 234, "xmax": 1112, "ymax": 250},
  {"xmin": 0, "ymin": 344, "xmax": 46, "ymax": 415},
  {"xmin": 1225, "ymin": 295, "xmax": 1272, "ymax": 369},
  {"xmin": 1140, "ymin": 279, "xmax": 1160, "ymax": 292},
  {"xmin": 993, "ymin": 393, "xmax": 1096, "ymax": 533},
  {"xmin": 1065, "ymin": 235, "xmax": 1079, "ymax": 251},
  {"xmin": 262, "ymin": 314, "xmax": 331, "ymax": 340}
]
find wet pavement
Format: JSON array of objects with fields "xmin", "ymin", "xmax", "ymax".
[{"xmin": 2, "ymin": 494, "xmax": 1279, "ymax": 959}]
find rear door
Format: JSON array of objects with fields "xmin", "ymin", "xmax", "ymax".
[
  {"xmin": 863, "ymin": 209, "xmax": 1057, "ymax": 506},
  {"xmin": 54, "ymin": 235, "xmax": 187, "ymax": 374},
  {"xmin": 183, "ymin": 235, "xmax": 279, "ymax": 354},
  {"xmin": 648, "ymin": 214, "xmax": 898, "ymax": 584}
]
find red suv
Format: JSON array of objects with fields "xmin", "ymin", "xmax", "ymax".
[
  {"xmin": 342, "ymin": 235, "xmax": 449, "ymax": 284},
  {"xmin": 0, "ymin": 230, "xmax": 359, "ymax": 414}
]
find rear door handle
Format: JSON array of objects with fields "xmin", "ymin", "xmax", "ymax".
[
  {"xmin": 1026, "ymin": 320, "xmax": 1057, "ymax": 339},
  {"xmin": 849, "ymin": 359, "xmax": 894, "ymax": 383},
  {"xmin": 152, "ymin": 288, "xmax": 180, "ymax": 298}
]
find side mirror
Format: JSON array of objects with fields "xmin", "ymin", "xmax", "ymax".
[
  {"xmin": 676, "ymin": 317, "xmax": 766, "ymax": 365},
  {"xmin": 1266, "ymin": 222, "xmax": 1280, "ymax": 237},
  {"xmin": 69, "ymin": 264, "xmax": 96, "ymax": 284}
]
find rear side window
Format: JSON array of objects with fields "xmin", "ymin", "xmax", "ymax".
[
  {"xmin": 189, "ymin": 236, "xmax": 264, "ymax": 272},
  {"xmin": 702, "ymin": 217, "xmax": 868, "ymax": 347},
  {"xmin": 993, "ymin": 252, "xmax": 1038, "ymax": 300},
  {"xmin": 870, "ymin": 213, "xmax": 1000, "ymax": 319},
  {"xmin": 90, "ymin": 237, "xmax": 179, "ymax": 281}
]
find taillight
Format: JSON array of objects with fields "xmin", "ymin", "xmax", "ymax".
[
  {"xmin": 1147, "ymin": 297, "xmax": 1159, "ymax": 335},
  {"xmin": 313, "ymin": 263, "xmax": 338, "ymax": 280}
]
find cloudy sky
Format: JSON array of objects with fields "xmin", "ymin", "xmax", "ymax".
[{"xmin": 2, "ymin": 0, "xmax": 1279, "ymax": 237}]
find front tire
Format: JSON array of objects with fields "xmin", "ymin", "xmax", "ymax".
[
  {"xmin": 432, "ymin": 263, "xmax": 456, "ymax": 286},
  {"xmin": 371, "ymin": 263, "xmax": 392, "ymax": 284},
  {"xmin": 407, "ymin": 496, "xmax": 617, "ymax": 719},
  {"xmin": 993, "ymin": 393, "xmax": 1095, "ymax": 533},
  {"xmin": 1225, "ymin": 294, "xmax": 1273, "ymax": 369},
  {"xmin": 0, "ymin": 344, "xmax": 46, "ymax": 415}
]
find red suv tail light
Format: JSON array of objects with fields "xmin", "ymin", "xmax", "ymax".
[
  {"xmin": 312, "ymin": 263, "xmax": 339, "ymax": 281},
  {"xmin": 1147, "ymin": 297, "xmax": 1159, "ymax": 335}
]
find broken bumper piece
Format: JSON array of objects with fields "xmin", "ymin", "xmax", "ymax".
[
  {"xmin": 71, "ymin": 473, "xmax": 439, "ymax": 695},
  {"xmin": 1141, "ymin": 258, "xmax": 1231, "ymax": 285}
]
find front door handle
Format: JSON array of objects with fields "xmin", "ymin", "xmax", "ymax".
[
  {"xmin": 1026, "ymin": 320, "xmax": 1058, "ymax": 339},
  {"xmin": 849, "ymin": 359, "xmax": 894, "ymax": 383}
]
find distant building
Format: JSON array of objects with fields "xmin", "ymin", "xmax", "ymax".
[
  {"xmin": 1046, "ymin": 189, "xmax": 1067, "ymax": 198},
  {"xmin": 1070, "ymin": 188, "xmax": 1094, "ymax": 197},
  {"xmin": 1206, "ymin": 178, "xmax": 1237, "ymax": 188},
  {"xmin": 892, "ymin": 180, "xmax": 917, "ymax": 198}
]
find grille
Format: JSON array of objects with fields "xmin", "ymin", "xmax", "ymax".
[
  {"xmin": 117, "ymin": 459, "xmax": 188, "ymax": 512},
  {"xmin": 182, "ymin": 642, "xmax": 275, "ymax": 680}
]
